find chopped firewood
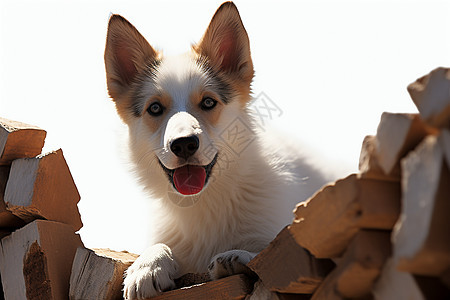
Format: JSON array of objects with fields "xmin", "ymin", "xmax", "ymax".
[
  {"xmin": 407, "ymin": 67, "xmax": 450, "ymax": 128},
  {"xmin": 4, "ymin": 149, "xmax": 82, "ymax": 231},
  {"xmin": 373, "ymin": 259, "xmax": 425, "ymax": 300},
  {"xmin": 248, "ymin": 227, "xmax": 334, "ymax": 294},
  {"xmin": 0, "ymin": 117, "xmax": 46, "ymax": 165},
  {"xmin": 291, "ymin": 174, "xmax": 400, "ymax": 258},
  {"xmin": 0, "ymin": 220, "xmax": 83, "ymax": 299},
  {"xmin": 149, "ymin": 274, "xmax": 254, "ymax": 300},
  {"xmin": 69, "ymin": 247, "xmax": 139, "ymax": 300},
  {"xmin": 358, "ymin": 135, "xmax": 400, "ymax": 182},
  {"xmin": 375, "ymin": 113, "xmax": 436, "ymax": 176},
  {"xmin": 335, "ymin": 230, "xmax": 391, "ymax": 298},
  {"xmin": 393, "ymin": 135, "xmax": 450, "ymax": 276}
]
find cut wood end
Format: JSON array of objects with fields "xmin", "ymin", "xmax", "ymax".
[{"xmin": 0, "ymin": 117, "xmax": 45, "ymax": 133}]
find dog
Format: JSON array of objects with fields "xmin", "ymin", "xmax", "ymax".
[{"xmin": 104, "ymin": 2, "xmax": 330, "ymax": 299}]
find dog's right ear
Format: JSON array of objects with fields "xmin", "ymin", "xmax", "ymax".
[{"xmin": 104, "ymin": 15, "xmax": 157, "ymax": 99}]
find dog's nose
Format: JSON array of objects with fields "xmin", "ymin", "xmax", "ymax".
[{"xmin": 170, "ymin": 136, "xmax": 200, "ymax": 159}]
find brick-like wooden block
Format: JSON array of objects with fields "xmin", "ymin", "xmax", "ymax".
[
  {"xmin": 358, "ymin": 135, "xmax": 399, "ymax": 182},
  {"xmin": 291, "ymin": 174, "xmax": 400, "ymax": 258},
  {"xmin": 0, "ymin": 165, "xmax": 26, "ymax": 231},
  {"xmin": 376, "ymin": 113, "xmax": 436, "ymax": 176},
  {"xmin": 0, "ymin": 117, "xmax": 46, "ymax": 165},
  {"xmin": 248, "ymin": 227, "xmax": 334, "ymax": 294},
  {"xmin": 70, "ymin": 247, "xmax": 139, "ymax": 300},
  {"xmin": 4, "ymin": 149, "xmax": 82, "ymax": 231},
  {"xmin": 373, "ymin": 259, "xmax": 425, "ymax": 300},
  {"xmin": 393, "ymin": 134, "xmax": 450, "ymax": 276},
  {"xmin": 335, "ymin": 230, "xmax": 391, "ymax": 298},
  {"xmin": 407, "ymin": 67, "xmax": 450, "ymax": 128},
  {"xmin": 149, "ymin": 274, "xmax": 254, "ymax": 300},
  {"xmin": 0, "ymin": 220, "xmax": 83, "ymax": 299}
]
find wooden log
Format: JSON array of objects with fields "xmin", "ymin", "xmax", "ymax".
[
  {"xmin": 149, "ymin": 274, "xmax": 253, "ymax": 300},
  {"xmin": 375, "ymin": 113, "xmax": 436, "ymax": 175},
  {"xmin": 393, "ymin": 134, "xmax": 450, "ymax": 276},
  {"xmin": 407, "ymin": 67, "xmax": 450, "ymax": 128},
  {"xmin": 0, "ymin": 165, "xmax": 25, "ymax": 231},
  {"xmin": 248, "ymin": 227, "xmax": 334, "ymax": 294},
  {"xmin": 358, "ymin": 135, "xmax": 399, "ymax": 182},
  {"xmin": 0, "ymin": 117, "xmax": 46, "ymax": 165},
  {"xmin": 335, "ymin": 230, "xmax": 391, "ymax": 298},
  {"xmin": 0, "ymin": 220, "xmax": 83, "ymax": 299},
  {"xmin": 372, "ymin": 259, "xmax": 425, "ymax": 300},
  {"xmin": 69, "ymin": 247, "xmax": 139, "ymax": 300},
  {"xmin": 4, "ymin": 149, "xmax": 82, "ymax": 231},
  {"xmin": 291, "ymin": 174, "xmax": 400, "ymax": 258}
]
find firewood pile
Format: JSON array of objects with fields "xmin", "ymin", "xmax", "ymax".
[{"xmin": 1, "ymin": 67, "xmax": 450, "ymax": 299}]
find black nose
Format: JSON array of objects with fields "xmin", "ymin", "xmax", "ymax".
[{"xmin": 170, "ymin": 136, "xmax": 200, "ymax": 159}]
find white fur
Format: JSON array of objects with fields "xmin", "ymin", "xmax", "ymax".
[
  {"xmin": 122, "ymin": 54, "xmax": 331, "ymax": 297},
  {"xmin": 105, "ymin": 7, "xmax": 332, "ymax": 299}
]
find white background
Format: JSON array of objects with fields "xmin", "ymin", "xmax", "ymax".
[{"xmin": 1, "ymin": 0, "xmax": 449, "ymax": 254}]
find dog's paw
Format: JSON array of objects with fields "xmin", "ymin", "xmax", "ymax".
[
  {"xmin": 208, "ymin": 250, "xmax": 257, "ymax": 280},
  {"xmin": 123, "ymin": 244, "xmax": 179, "ymax": 300}
]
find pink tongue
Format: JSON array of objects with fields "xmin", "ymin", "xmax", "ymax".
[{"xmin": 173, "ymin": 165, "xmax": 206, "ymax": 195}]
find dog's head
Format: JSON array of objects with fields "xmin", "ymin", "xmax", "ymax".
[{"xmin": 104, "ymin": 2, "xmax": 254, "ymax": 200}]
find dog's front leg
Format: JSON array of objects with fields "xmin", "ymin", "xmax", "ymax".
[
  {"xmin": 123, "ymin": 243, "xmax": 179, "ymax": 299},
  {"xmin": 208, "ymin": 250, "xmax": 257, "ymax": 280}
]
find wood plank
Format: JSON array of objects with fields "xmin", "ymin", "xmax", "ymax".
[
  {"xmin": 335, "ymin": 230, "xmax": 391, "ymax": 298},
  {"xmin": 291, "ymin": 174, "xmax": 400, "ymax": 258},
  {"xmin": 358, "ymin": 135, "xmax": 399, "ymax": 182},
  {"xmin": 407, "ymin": 67, "xmax": 450, "ymax": 128},
  {"xmin": 0, "ymin": 117, "xmax": 46, "ymax": 165},
  {"xmin": 148, "ymin": 274, "xmax": 253, "ymax": 300},
  {"xmin": 375, "ymin": 113, "xmax": 436, "ymax": 175},
  {"xmin": 4, "ymin": 149, "xmax": 82, "ymax": 231},
  {"xmin": 393, "ymin": 134, "xmax": 450, "ymax": 276},
  {"xmin": 0, "ymin": 220, "xmax": 83, "ymax": 299},
  {"xmin": 372, "ymin": 259, "xmax": 425, "ymax": 300},
  {"xmin": 70, "ymin": 247, "xmax": 139, "ymax": 300},
  {"xmin": 248, "ymin": 227, "xmax": 334, "ymax": 294}
]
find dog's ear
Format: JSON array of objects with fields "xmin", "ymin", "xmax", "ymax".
[
  {"xmin": 195, "ymin": 2, "xmax": 253, "ymax": 83},
  {"xmin": 104, "ymin": 14, "xmax": 158, "ymax": 99}
]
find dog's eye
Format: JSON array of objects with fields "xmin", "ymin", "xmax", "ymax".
[
  {"xmin": 200, "ymin": 97, "xmax": 217, "ymax": 111},
  {"xmin": 147, "ymin": 102, "xmax": 164, "ymax": 116}
]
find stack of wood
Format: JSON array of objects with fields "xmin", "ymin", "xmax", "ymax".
[
  {"xmin": 2, "ymin": 66, "xmax": 450, "ymax": 300},
  {"xmin": 0, "ymin": 118, "xmax": 85, "ymax": 299}
]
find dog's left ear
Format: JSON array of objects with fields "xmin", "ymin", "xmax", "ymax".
[{"xmin": 195, "ymin": 2, "xmax": 254, "ymax": 83}]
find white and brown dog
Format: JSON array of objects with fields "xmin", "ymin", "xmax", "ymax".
[{"xmin": 104, "ymin": 2, "xmax": 329, "ymax": 299}]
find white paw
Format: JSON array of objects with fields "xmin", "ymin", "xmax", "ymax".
[
  {"xmin": 208, "ymin": 250, "xmax": 257, "ymax": 280},
  {"xmin": 123, "ymin": 244, "xmax": 179, "ymax": 300}
]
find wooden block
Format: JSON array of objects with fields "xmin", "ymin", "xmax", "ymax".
[
  {"xmin": 69, "ymin": 247, "xmax": 139, "ymax": 300},
  {"xmin": 174, "ymin": 272, "xmax": 210, "ymax": 289},
  {"xmin": 393, "ymin": 134, "xmax": 450, "ymax": 276},
  {"xmin": 309, "ymin": 269, "xmax": 342, "ymax": 300},
  {"xmin": 0, "ymin": 220, "xmax": 83, "ymax": 300},
  {"xmin": 407, "ymin": 67, "xmax": 450, "ymax": 128},
  {"xmin": 0, "ymin": 117, "xmax": 46, "ymax": 165},
  {"xmin": 0, "ymin": 165, "xmax": 26, "ymax": 232},
  {"xmin": 375, "ymin": 113, "xmax": 436, "ymax": 176},
  {"xmin": 358, "ymin": 135, "xmax": 399, "ymax": 182},
  {"xmin": 335, "ymin": 230, "xmax": 391, "ymax": 298},
  {"xmin": 442, "ymin": 129, "xmax": 450, "ymax": 167},
  {"xmin": 291, "ymin": 174, "xmax": 400, "ymax": 258},
  {"xmin": 149, "ymin": 274, "xmax": 253, "ymax": 300},
  {"xmin": 248, "ymin": 227, "xmax": 334, "ymax": 294},
  {"xmin": 372, "ymin": 259, "xmax": 425, "ymax": 300},
  {"xmin": 4, "ymin": 149, "xmax": 82, "ymax": 231}
]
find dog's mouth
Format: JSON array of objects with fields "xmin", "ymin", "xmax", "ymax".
[{"xmin": 159, "ymin": 154, "xmax": 218, "ymax": 196}]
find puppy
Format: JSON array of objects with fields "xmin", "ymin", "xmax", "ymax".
[{"xmin": 104, "ymin": 2, "xmax": 329, "ymax": 299}]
